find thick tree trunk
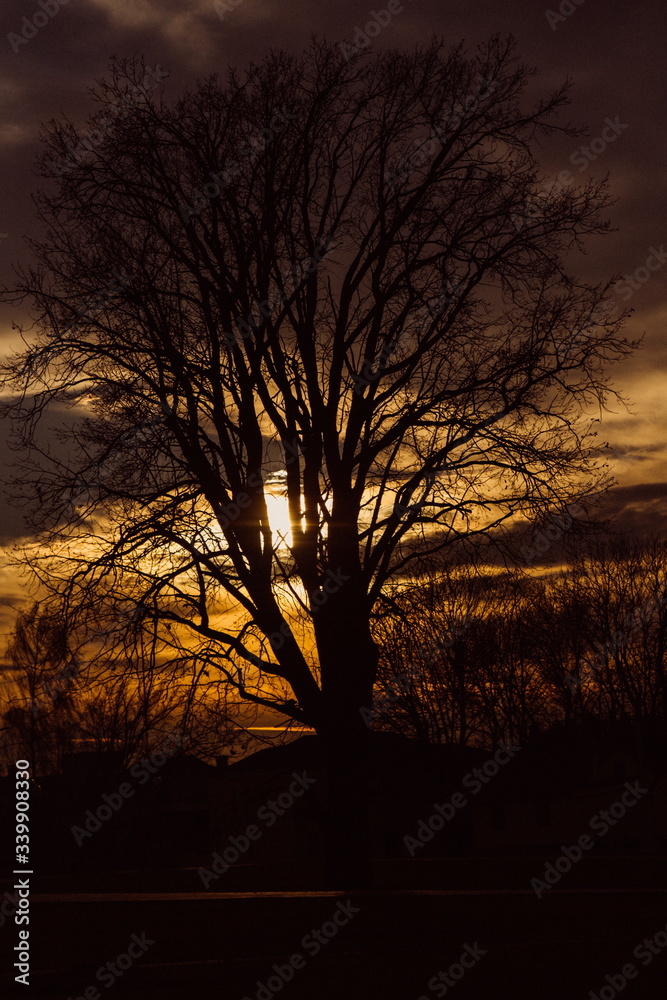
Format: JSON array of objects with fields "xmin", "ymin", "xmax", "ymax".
[
  {"xmin": 318, "ymin": 718, "xmax": 373, "ymax": 889},
  {"xmin": 309, "ymin": 550, "xmax": 379, "ymax": 887}
]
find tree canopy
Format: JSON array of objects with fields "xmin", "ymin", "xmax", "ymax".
[{"xmin": 2, "ymin": 37, "xmax": 633, "ymax": 744}]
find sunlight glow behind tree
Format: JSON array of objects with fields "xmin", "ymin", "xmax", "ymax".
[{"xmin": 0, "ymin": 37, "xmax": 635, "ymax": 883}]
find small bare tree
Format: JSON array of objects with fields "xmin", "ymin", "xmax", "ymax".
[
  {"xmin": 1, "ymin": 599, "xmax": 241, "ymax": 772},
  {"xmin": 1, "ymin": 603, "xmax": 78, "ymax": 774}
]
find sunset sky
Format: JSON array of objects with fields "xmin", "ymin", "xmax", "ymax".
[{"xmin": 0, "ymin": 0, "xmax": 666, "ymax": 645}]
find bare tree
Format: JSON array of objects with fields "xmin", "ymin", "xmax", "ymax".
[
  {"xmin": 371, "ymin": 565, "xmax": 486, "ymax": 744},
  {"xmin": 372, "ymin": 568, "xmax": 553, "ymax": 747},
  {"xmin": 1, "ymin": 603, "xmax": 78, "ymax": 774},
  {"xmin": 560, "ymin": 538, "xmax": 667, "ymax": 728},
  {"xmin": 1, "ymin": 598, "xmax": 241, "ymax": 772},
  {"xmin": 1, "ymin": 37, "xmax": 634, "ymax": 883},
  {"xmin": 527, "ymin": 567, "xmax": 592, "ymax": 727}
]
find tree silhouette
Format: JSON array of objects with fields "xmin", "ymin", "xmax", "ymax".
[
  {"xmin": 371, "ymin": 539, "xmax": 667, "ymax": 753},
  {"xmin": 1, "ymin": 603, "xmax": 77, "ymax": 775},
  {"xmin": 0, "ymin": 599, "xmax": 226, "ymax": 772},
  {"xmin": 1, "ymin": 37, "xmax": 634, "ymax": 883}
]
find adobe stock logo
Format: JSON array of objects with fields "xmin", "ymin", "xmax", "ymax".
[
  {"xmin": 545, "ymin": 0, "xmax": 587, "ymax": 31},
  {"xmin": 213, "ymin": 0, "xmax": 243, "ymax": 20},
  {"xmin": 403, "ymin": 742, "xmax": 520, "ymax": 857},
  {"xmin": 198, "ymin": 771, "xmax": 317, "ymax": 888},
  {"xmin": 530, "ymin": 781, "xmax": 648, "ymax": 898},
  {"xmin": 588, "ymin": 916, "xmax": 667, "ymax": 999},
  {"xmin": 417, "ymin": 941, "xmax": 487, "ymax": 999},
  {"xmin": 241, "ymin": 899, "xmax": 360, "ymax": 1000},
  {"xmin": 8, "ymin": 0, "xmax": 70, "ymax": 54},
  {"xmin": 338, "ymin": 0, "xmax": 406, "ymax": 62}
]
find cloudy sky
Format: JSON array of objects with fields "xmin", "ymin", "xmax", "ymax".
[{"xmin": 0, "ymin": 0, "xmax": 666, "ymax": 637}]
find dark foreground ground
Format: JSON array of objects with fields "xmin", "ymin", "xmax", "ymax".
[{"xmin": 3, "ymin": 860, "xmax": 667, "ymax": 999}]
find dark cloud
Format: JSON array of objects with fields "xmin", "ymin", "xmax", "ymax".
[
  {"xmin": 3, "ymin": 0, "xmax": 666, "ymax": 350},
  {"xmin": 0, "ymin": 392, "xmax": 91, "ymax": 544},
  {"xmin": 474, "ymin": 481, "xmax": 667, "ymax": 569},
  {"xmin": 597, "ymin": 481, "xmax": 667, "ymax": 536}
]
